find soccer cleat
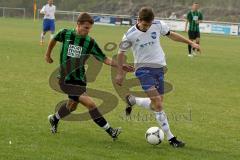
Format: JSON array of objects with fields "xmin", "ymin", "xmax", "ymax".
[
  {"xmin": 169, "ymin": 137, "xmax": 185, "ymax": 148},
  {"xmin": 192, "ymin": 51, "xmax": 197, "ymax": 56},
  {"xmin": 188, "ymin": 54, "xmax": 193, "ymax": 57},
  {"xmin": 125, "ymin": 94, "xmax": 136, "ymax": 116},
  {"xmin": 110, "ymin": 127, "xmax": 122, "ymax": 141},
  {"xmin": 48, "ymin": 114, "xmax": 59, "ymax": 134}
]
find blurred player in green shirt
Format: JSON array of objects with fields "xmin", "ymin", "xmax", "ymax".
[{"xmin": 185, "ymin": 2, "xmax": 203, "ymax": 57}]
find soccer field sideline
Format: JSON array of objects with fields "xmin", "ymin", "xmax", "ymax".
[{"xmin": 0, "ymin": 18, "xmax": 239, "ymax": 160}]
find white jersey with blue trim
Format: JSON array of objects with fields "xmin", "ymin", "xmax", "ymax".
[
  {"xmin": 119, "ymin": 20, "xmax": 170, "ymax": 69},
  {"xmin": 40, "ymin": 4, "xmax": 56, "ymax": 20}
]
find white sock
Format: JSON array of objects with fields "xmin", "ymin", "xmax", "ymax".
[
  {"xmin": 55, "ymin": 112, "xmax": 60, "ymax": 120},
  {"xmin": 41, "ymin": 33, "xmax": 45, "ymax": 42},
  {"xmin": 102, "ymin": 122, "xmax": 110, "ymax": 130},
  {"xmin": 135, "ymin": 97, "xmax": 152, "ymax": 110},
  {"xmin": 155, "ymin": 111, "xmax": 174, "ymax": 140}
]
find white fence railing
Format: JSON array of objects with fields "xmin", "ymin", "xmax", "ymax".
[
  {"xmin": 0, "ymin": 7, "xmax": 25, "ymax": 19},
  {"xmin": 37, "ymin": 9, "xmax": 240, "ymax": 36},
  {"xmin": 160, "ymin": 19, "xmax": 240, "ymax": 36}
]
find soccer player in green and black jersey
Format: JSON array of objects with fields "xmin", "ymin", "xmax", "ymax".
[
  {"xmin": 45, "ymin": 13, "xmax": 134, "ymax": 140},
  {"xmin": 185, "ymin": 2, "xmax": 203, "ymax": 57}
]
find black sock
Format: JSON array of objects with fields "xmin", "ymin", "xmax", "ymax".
[
  {"xmin": 188, "ymin": 45, "xmax": 192, "ymax": 54},
  {"xmin": 89, "ymin": 108, "xmax": 112, "ymax": 135},
  {"xmin": 55, "ymin": 103, "xmax": 71, "ymax": 120}
]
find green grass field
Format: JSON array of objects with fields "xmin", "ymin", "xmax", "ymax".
[{"xmin": 0, "ymin": 18, "xmax": 240, "ymax": 160}]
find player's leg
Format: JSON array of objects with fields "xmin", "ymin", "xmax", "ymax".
[
  {"xmin": 146, "ymin": 88, "xmax": 174, "ymax": 138},
  {"xmin": 191, "ymin": 31, "xmax": 201, "ymax": 55},
  {"xmin": 40, "ymin": 31, "xmax": 47, "ymax": 45},
  {"xmin": 151, "ymin": 69, "xmax": 185, "ymax": 147},
  {"xmin": 79, "ymin": 93, "xmax": 121, "ymax": 140},
  {"xmin": 187, "ymin": 31, "xmax": 194, "ymax": 57},
  {"xmin": 125, "ymin": 67, "xmax": 166, "ymax": 114},
  {"xmin": 40, "ymin": 19, "xmax": 46, "ymax": 44},
  {"xmin": 147, "ymin": 89, "xmax": 184, "ymax": 147},
  {"xmin": 126, "ymin": 68, "xmax": 185, "ymax": 147},
  {"xmin": 48, "ymin": 98, "xmax": 78, "ymax": 133},
  {"xmin": 50, "ymin": 19, "xmax": 55, "ymax": 39},
  {"xmin": 195, "ymin": 32, "xmax": 201, "ymax": 53},
  {"xmin": 125, "ymin": 68, "xmax": 155, "ymax": 115},
  {"xmin": 40, "ymin": 19, "xmax": 49, "ymax": 45}
]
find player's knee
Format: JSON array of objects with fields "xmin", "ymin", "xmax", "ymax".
[
  {"xmin": 69, "ymin": 105, "xmax": 77, "ymax": 112},
  {"xmin": 67, "ymin": 100, "xmax": 78, "ymax": 112}
]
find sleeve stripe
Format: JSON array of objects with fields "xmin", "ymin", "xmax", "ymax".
[{"xmin": 86, "ymin": 38, "xmax": 95, "ymax": 54}]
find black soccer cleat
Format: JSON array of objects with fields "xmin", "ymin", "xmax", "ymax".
[
  {"xmin": 125, "ymin": 94, "xmax": 136, "ymax": 116},
  {"xmin": 109, "ymin": 127, "xmax": 122, "ymax": 141},
  {"xmin": 48, "ymin": 114, "xmax": 59, "ymax": 134},
  {"xmin": 169, "ymin": 137, "xmax": 185, "ymax": 148}
]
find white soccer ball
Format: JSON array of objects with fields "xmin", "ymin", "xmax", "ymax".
[{"xmin": 145, "ymin": 127, "xmax": 164, "ymax": 145}]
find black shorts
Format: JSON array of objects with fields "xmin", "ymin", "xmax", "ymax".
[
  {"xmin": 188, "ymin": 31, "xmax": 200, "ymax": 40},
  {"xmin": 59, "ymin": 79, "xmax": 86, "ymax": 102}
]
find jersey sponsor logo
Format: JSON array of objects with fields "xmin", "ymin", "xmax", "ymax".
[
  {"xmin": 67, "ymin": 44, "xmax": 82, "ymax": 58},
  {"xmin": 151, "ymin": 32, "xmax": 157, "ymax": 39},
  {"xmin": 193, "ymin": 16, "xmax": 199, "ymax": 21},
  {"xmin": 140, "ymin": 41, "xmax": 155, "ymax": 48}
]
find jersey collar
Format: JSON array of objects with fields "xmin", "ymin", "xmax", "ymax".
[{"xmin": 135, "ymin": 23, "xmax": 152, "ymax": 33}]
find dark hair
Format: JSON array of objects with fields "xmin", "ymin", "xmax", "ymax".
[
  {"xmin": 138, "ymin": 7, "xmax": 154, "ymax": 22},
  {"xmin": 77, "ymin": 12, "xmax": 94, "ymax": 24}
]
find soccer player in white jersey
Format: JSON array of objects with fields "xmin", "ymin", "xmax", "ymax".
[
  {"xmin": 115, "ymin": 7, "xmax": 200, "ymax": 148},
  {"xmin": 40, "ymin": 0, "xmax": 56, "ymax": 45}
]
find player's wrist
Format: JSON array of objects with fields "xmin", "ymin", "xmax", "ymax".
[
  {"xmin": 189, "ymin": 41, "xmax": 194, "ymax": 46},
  {"xmin": 45, "ymin": 53, "xmax": 51, "ymax": 58}
]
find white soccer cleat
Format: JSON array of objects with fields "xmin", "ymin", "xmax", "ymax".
[{"xmin": 192, "ymin": 51, "xmax": 197, "ymax": 56}]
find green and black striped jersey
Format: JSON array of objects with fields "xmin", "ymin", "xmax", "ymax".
[
  {"xmin": 53, "ymin": 28, "xmax": 106, "ymax": 82},
  {"xmin": 187, "ymin": 11, "xmax": 203, "ymax": 32}
]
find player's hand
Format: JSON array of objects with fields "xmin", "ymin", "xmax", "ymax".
[
  {"xmin": 191, "ymin": 42, "xmax": 201, "ymax": 53},
  {"xmin": 45, "ymin": 55, "xmax": 53, "ymax": 63},
  {"xmin": 122, "ymin": 64, "xmax": 135, "ymax": 72},
  {"xmin": 115, "ymin": 74, "xmax": 124, "ymax": 86}
]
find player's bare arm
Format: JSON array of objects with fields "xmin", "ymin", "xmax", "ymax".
[
  {"xmin": 104, "ymin": 57, "xmax": 134, "ymax": 73},
  {"xmin": 115, "ymin": 51, "xmax": 127, "ymax": 86},
  {"xmin": 45, "ymin": 38, "xmax": 56, "ymax": 63},
  {"xmin": 167, "ymin": 31, "xmax": 201, "ymax": 51}
]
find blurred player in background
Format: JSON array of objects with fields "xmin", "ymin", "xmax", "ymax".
[
  {"xmin": 40, "ymin": 0, "xmax": 56, "ymax": 45},
  {"xmin": 116, "ymin": 7, "xmax": 200, "ymax": 148},
  {"xmin": 185, "ymin": 2, "xmax": 203, "ymax": 57}
]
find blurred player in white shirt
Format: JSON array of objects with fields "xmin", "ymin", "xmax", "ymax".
[
  {"xmin": 116, "ymin": 7, "xmax": 200, "ymax": 148},
  {"xmin": 40, "ymin": 0, "xmax": 56, "ymax": 45}
]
